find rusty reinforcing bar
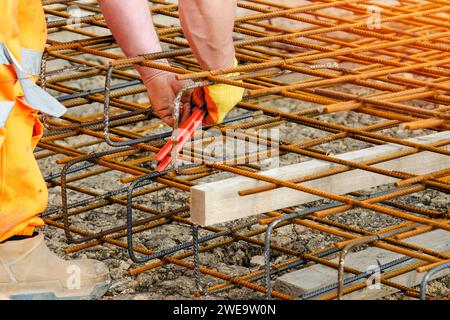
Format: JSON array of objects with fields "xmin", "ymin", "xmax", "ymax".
[{"xmin": 37, "ymin": 0, "xmax": 449, "ymax": 300}]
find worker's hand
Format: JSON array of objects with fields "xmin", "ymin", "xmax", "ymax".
[
  {"xmin": 142, "ymin": 70, "xmax": 193, "ymax": 127},
  {"xmin": 192, "ymin": 83, "xmax": 244, "ymax": 125},
  {"xmin": 191, "ymin": 61, "xmax": 245, "ymax": 125}
]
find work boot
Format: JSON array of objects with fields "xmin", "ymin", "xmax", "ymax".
[{"xmin": 0, "ymin": 232, "xmax": 111, "ymax": 300}]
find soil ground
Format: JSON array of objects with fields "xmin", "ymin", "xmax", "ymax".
[
  {"xmin": 38, "ymin": 8, "xmax": 449, "ymax": 299},
  {"xmin": 38, "ymin": 82, "xmax": 449, "ymax": 300}
]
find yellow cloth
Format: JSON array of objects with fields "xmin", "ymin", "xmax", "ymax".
[
  {"xmin": 0, "ymin": 0, "xmax": 48, "ymax": 242},
  {"xmin": 192, "ymin": 59, "xmax": 245, "ymax": 125}
]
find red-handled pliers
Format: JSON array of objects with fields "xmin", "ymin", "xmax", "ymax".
[{"xmin": 155, "ymin": 106, "xmax": 206, "ymax": 172}]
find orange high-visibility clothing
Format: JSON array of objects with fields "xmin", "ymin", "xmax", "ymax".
[{"xmin": 0, "ymin": 0, "xmax": 66, "ymax": 242}]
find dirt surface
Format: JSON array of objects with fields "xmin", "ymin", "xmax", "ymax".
[
  {"xmin": 37, "ymin": 10, "xmax": 449, "ymax": 300},
  {"xmin": 38, "ymin": 85, "xmax": 449, "ymax": 300}
]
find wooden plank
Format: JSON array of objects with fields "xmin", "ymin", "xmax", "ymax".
[
  {"xmin": 273, "ymin": 229, "xmax": 450, "ymax": 300},
  {"xmin": 190, "ymin": 132, "xmax": 450, "ymax": 226}
]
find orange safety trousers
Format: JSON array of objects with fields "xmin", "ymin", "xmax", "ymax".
[{"xmin": 0, "ymin": 0, "xmax": 48, "ymax": 242}]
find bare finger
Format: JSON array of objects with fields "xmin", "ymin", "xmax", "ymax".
[{"xmin": 179, "ymin": 101, "xmax": 192, "ymax": 126}]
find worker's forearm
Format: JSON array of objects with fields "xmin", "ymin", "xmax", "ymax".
[
  {"xmin": 97, "ymin": 0, "xmax": 167, "ymax": 81},
  {"xmin": 179, "ymin": 0, "xmax": 236, "ymax": 71}
]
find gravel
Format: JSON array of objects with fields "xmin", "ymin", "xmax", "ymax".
[
  {"xmin": 38, "ymin": 28, "xmax": 448, "ymax": 300},
  {"xmin": 38, "ymin": 92, "xmax": 449, "ymax": 300}
]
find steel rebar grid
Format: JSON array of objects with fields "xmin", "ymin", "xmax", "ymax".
[{"xmin": 35, "ymin": 0, "xmax": 450, "ymax": 300}]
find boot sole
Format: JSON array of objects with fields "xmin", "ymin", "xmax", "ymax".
[{"xmin": 3, "ymin": 280, "xmax": 111, "ymax": 300}]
